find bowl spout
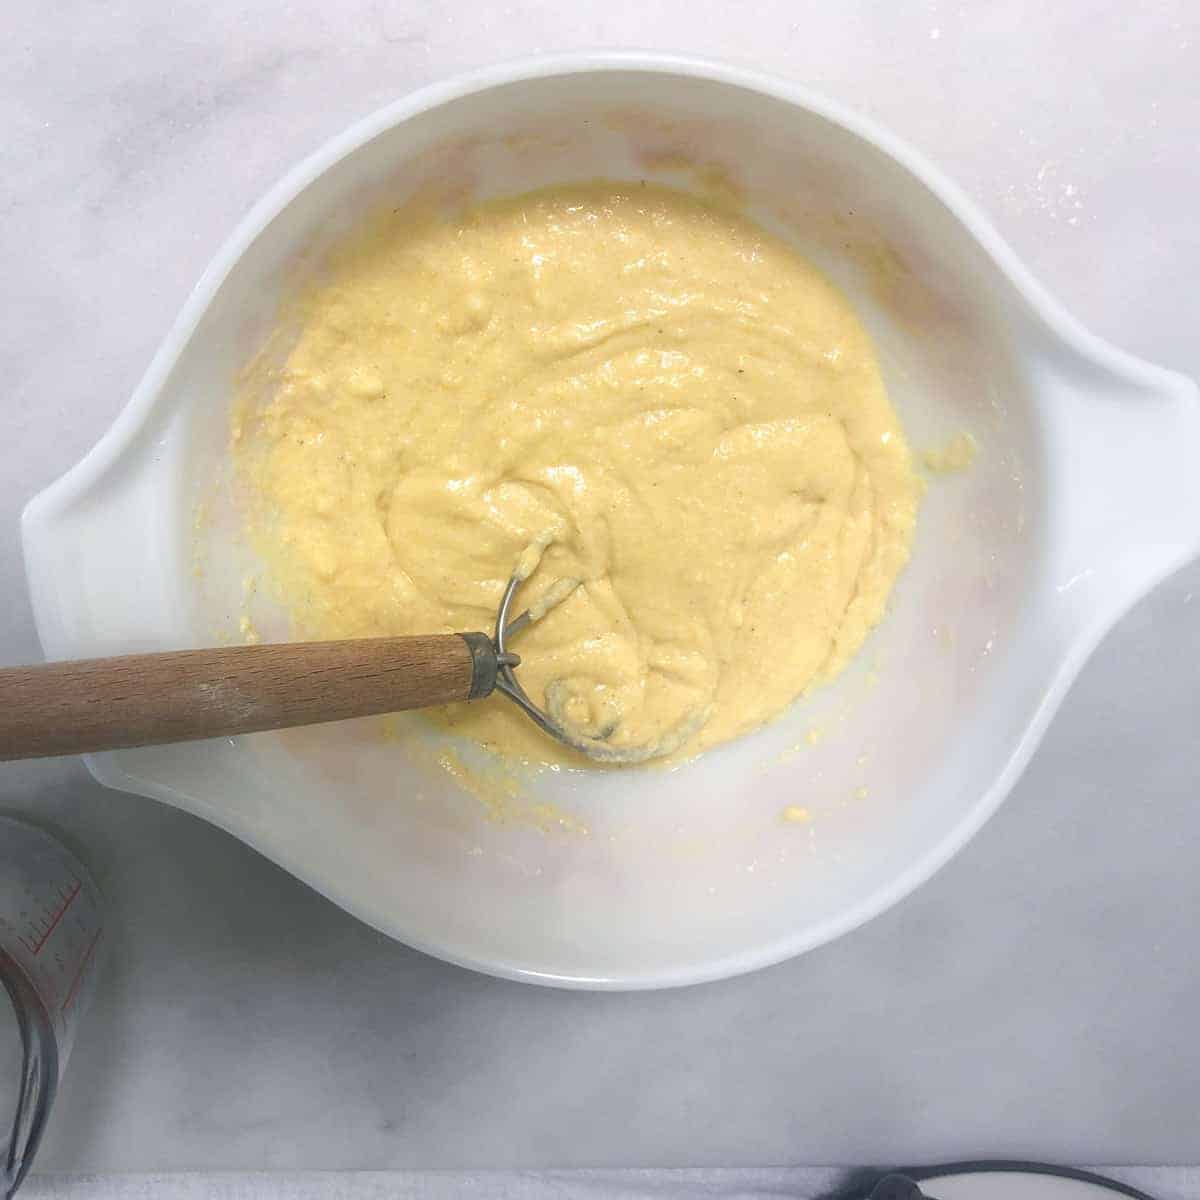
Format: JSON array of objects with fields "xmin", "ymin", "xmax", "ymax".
[{"xmin": 1037, "ymin": 340, "xmax": 1200, "ymax": 628}]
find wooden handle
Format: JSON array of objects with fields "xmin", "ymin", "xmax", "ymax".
[{"xmin": 0, "ymin": 634, "xmax": 496, "ymax": 761}]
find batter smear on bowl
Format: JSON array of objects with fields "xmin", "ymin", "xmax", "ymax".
[{"xmin": 233, "ymin": 183, "xmax": 920, "ymax": 766}]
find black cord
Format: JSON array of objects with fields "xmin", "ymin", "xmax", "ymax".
[{"xmin": 897, "ymin": 1156, "xmax": 1156, "ymax": 1200}]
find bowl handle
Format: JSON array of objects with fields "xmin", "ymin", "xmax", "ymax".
[
  {"xmin": 1041, "ymin": 342, "xmax": 1200, "ymax": 627},
  {"xmin": 20, "ymin": 409, "xmax": 185, "ymax": 663}
]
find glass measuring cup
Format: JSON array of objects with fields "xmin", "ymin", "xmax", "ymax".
[{"xmin": 0, "ymin": 816, "xmax": 104, "ymax": 1197}]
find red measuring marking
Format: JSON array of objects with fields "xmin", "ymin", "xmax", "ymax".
[
  {"xmin": 15, "ymin": 879, "xmax": 82, "ymax": 957},
  {"xmin": 61, "ymin": 927, "xmax": 102, "ymax": 1016}
]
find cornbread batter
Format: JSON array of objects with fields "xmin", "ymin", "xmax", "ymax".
[{"xmin": 234, "ymin": 184, "xmax": 919, "ymax": 766}]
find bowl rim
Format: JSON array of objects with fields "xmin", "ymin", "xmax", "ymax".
[{"xmin": 21, "ymin": 51, "xmax": 1199, "ymax": 990}]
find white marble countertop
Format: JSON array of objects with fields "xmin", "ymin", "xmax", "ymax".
[
  {"xmin": 18, "ymin": 1168, "xmax": 1200, "ymax": 1200},
  {"xmin": 2, "ymin": 0, "xmax": 1198, "ymax": 1174}
]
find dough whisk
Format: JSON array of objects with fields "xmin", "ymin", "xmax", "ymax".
[{"xmin": 0, "ymin": 572, "xmax": 694, "ymax": 765}]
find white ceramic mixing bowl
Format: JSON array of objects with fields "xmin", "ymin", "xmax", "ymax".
[{"xmin": 22, "ymin": 54, "xmax": 1200, "ymax": 989}]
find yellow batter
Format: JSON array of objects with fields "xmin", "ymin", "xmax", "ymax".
[{"xmin": 233, "ymin": 184, "xmax": 919, "ymax": 766}]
